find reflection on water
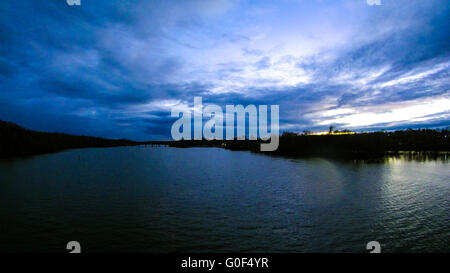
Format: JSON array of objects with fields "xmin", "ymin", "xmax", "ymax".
[
  {"xmin": 355, "ymin": 151, "xmax": 449, "ymax": 164},
  {"xmin": 0, "ymin": 146, "xmax": 448, "ymax": 252}
]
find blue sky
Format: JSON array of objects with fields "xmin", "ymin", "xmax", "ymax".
[{"xmin": 0, "ymin": 0, "xmax": 449, "ymax": 140}]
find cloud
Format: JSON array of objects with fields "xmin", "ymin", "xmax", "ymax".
[{"xmin": 0, "ymin": 0, "xmax": 449, "ymax": 140}]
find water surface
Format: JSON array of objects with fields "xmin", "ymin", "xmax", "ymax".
[{"xmin": 0, "ymin": 146, "xmax": 448, "ymax": 252}]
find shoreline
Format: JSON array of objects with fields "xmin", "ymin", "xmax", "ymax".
[{"xmin": 1, "ymin": 120, "xmax": 449, "ymax": 160}]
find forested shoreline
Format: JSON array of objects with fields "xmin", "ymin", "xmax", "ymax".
[{"xmin": 1, "ymin": 120, "xmax": 448, "ymax": 159}]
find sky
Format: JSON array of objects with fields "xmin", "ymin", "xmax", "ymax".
[{"xmin": 0, "ymin": 0, "xmax": 449, "ymax": 140}]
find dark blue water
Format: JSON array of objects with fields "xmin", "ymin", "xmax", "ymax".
[{"xmin": 0, "ymin": 146, "xmax": 448, "ymax": 252}]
